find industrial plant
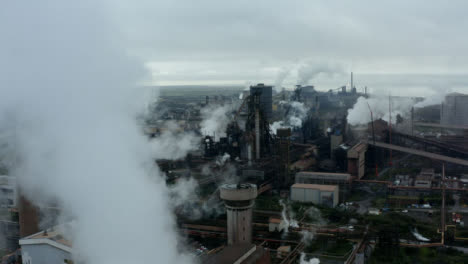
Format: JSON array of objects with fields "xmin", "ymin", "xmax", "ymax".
[
  {"xmin": 0, "ymin": 71, "xmax": 467, "ymax": 264},
  {"xmin": 2, "ymin": 1, "xmax": 468, "ymax": 264}
]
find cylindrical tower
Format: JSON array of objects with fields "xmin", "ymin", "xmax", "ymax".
[{"xmin": 220, "ymin": 183, "xmax": 257, "ymax": 245}]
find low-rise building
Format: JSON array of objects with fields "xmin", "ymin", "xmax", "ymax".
[
  {"xmin": 414, "ymin": 168, "xmax": 434, "ymax": 188},
  {"xmin": 290, "ymin": 184, "xmax": 339, "ymax": 207},
  {"xmin": 347, "ymin": 142, "xmax": 367, "ymax": 179},
  {"xmin": 19, "ymin": 228, "xmax": 72, "ymax": 264},
  {"xmin": 295, "ymin": 171, "xmax": 350, "ymax": 201}
]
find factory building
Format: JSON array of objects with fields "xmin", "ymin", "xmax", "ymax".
[
  {"xmin": 441, "ymin": 93, "xmax": 468, "ymax": 126},
  {"xmin": 204, "ymin": 183, "xmax": 270, "ymax": 264},
  {"xmin": 295, "ymin": 171, "xmax": 351, "ymax": 201},
  {"xmin": 414, "ymin": 168, "xmax": 434, "ymax": 188},
  {"xmin": 347, "ymin": 142, "xmax": 368, "ymax": 179},
  {"xmin": 290, "ymin": 183, "xmax": 339, "ymax": 207},
  {"xmin": 19, "ymin": 228, "xmax": 72, "ymax": 264}
]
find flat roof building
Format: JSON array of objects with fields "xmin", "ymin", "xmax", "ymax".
[
  {"xmin": 295, "ymin": 171, "xmax": 351, "ymax": 201},
  {"xmin": 290, "ymin": 184, "xmax": 339, "ymax": 207}
]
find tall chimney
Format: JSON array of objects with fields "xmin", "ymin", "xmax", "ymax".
[{"xmin": 220, "ymin": 183, "xmax": 257, "ymax": 245}]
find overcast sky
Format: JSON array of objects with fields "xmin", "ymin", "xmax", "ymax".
[
  {"xmin": 12, "ymin": 1, "xmax": 468, "ymax": 95},
  {"xmin": 103, "ymin": 0, "xmax": 468, "ymax": 94}
]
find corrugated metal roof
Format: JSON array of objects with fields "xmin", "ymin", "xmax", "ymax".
[{"xmin": 291, "ymin": 183, "xmax": 338, "ymax": 192}]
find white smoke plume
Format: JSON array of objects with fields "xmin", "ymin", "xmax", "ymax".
[
  {"xmin": 200, "ymin": 104, "xmax": 231, "ymax": 140},
  {"xmin": 347, "ymin": 96, "xmax": 415, "ymax": 126},
  {"xmin": 215, "ymin": 153, "xmax": 231, "ymax": 166},
  {"xmin": 288, "ymin": 102, "xmax": 308, "ymax": 128},
  {"xmin": 274, "ymin": 67, "xmax": 292, "ymax": 92},
  {"xmin": 271, "ymin": 101, "xmax": 308, "ymax": 134},
  {"xmin": 411, "ymin": 228, "xmax": 430, "ymax": 242},
  {"xmin": 270, "ymin": 121, "xmax": 288, "ymax": 135},
  {"xmin": 150, "ymin": 121, "xmax": 199, "ymax": 160},
  {"xmin": 299, "ymin": 253, "xmax": 320, "ymax": 264},
  {"xmin": 297, "ymin": 61, "xmax": 344, "ymax": 86},
  {"xmin": 0, "ymin": 1, "xmax": 192, "ymax": 263},
  {"xmin": 414, "ymin": 87, "xmax": 452, "ymax": 108},
  {"xmin": 279, "ymin": 200, "xmax": 299, "ymax": 234}
]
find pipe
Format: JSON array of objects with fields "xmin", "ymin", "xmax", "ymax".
[{"xmin": 255, "ymin": 108, "xmax": 260, "ymax": 159}]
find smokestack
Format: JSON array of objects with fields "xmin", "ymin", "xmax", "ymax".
[
  {"xmin": 220, "ymin": 183, "xmax": 257, "ymax": 245},
  {"xmin": 351, "ymin": 72, "xmax": 353, "ymax": 90},
  {"xmin": 365, "ymin": 86, "xmax": 367, "ymax": 96}
]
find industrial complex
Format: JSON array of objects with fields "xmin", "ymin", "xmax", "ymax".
[{"xmin": 2, "ymin": 76, "xmax": 468, "ymax": 264}]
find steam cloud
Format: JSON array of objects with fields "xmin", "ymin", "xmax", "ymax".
[
  {"xmin": 200, "ymin": 104, "xmax": 231, "ymax": 140},
  {"xmin": 0, "ymin": 1, "xmax": 192, "ymax": 263},
  {"xmin": 279, "ymin": 200, "xmax": 299, "ymax": 234},
  {"xmin": 297, "ymin": 61, "xmax": 344, "ymax": 85},
  {"xmin": 299, "ymin": 253, "xmax": 320, "ymax": 264},
  {"xmin": 271, "ymin": 101, "xmax": 308, "ymax": 134},
  {"xmin": 347, "ymin": 96, "xmax": 415, "ymax": 126},
  {"xmin": 150, "ymin": 121, "xmax": 199, "ymax": 160}
]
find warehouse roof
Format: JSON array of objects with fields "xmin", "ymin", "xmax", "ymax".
[
  {"xmin": 291, "ymin": 183, "xmax": 338, "ymax": 192},
  {"xmin": 296, "ymin": 171, "xmax": 350, "ymax": 181}
]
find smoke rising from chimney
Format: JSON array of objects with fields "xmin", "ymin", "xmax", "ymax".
[{"xmin": 0, "ymin": 1, "xmax": 193, "ymax": 263}]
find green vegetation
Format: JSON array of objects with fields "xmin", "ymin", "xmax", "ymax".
[
  {"xmin": 254, "ymin": 195, "xmax": 282, "ymax": 211},
  {"xmin": 347, "ymin": 189, "xmax": 368, "ymax": 202},
  {"xmin": 364, "ymin": 212, "xmax": 439, "ymax": 241},
  {"xmin": 304, "ymin": 237, "xmax": 353, "ymax": 258}
]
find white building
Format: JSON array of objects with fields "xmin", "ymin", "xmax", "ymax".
[
  {"xmin": 290, "ymin": 183, "xmax": 339, "ymax": 207},
  {"xmin": 19, "ymin": 229, "xmax": 72, "ymax": 264}
]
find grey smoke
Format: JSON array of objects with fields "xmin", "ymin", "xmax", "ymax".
[
  {"xmin": 297, "ymin": 61, "xmax": 344, "ymax": 85},
  {"xmin": 150, "ymin": 121, "xmax": 199, "ymax": 160},
  {"xmin": 0, "ymin": 1, "xmax": 192, "ymax": 263}
]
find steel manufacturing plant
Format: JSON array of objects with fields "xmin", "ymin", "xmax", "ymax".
[{"xmin": 3, "ymin": 2, "xmax": 468, "ymax": 264}]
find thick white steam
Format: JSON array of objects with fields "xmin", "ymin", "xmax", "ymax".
[
  {"xmin": 347, "ymin": 96, "xmax": 414, "ymax": 126},
  {"xmin": 150, "ymin": 121, "xmax": 199, "ymax": 160},
  {"xmin": 299, "ymin": 253, "xmax": 320, "ymax": 264},
  {"xmin": 200, "ymin": 104, "xmax": 231, "ymax": 140},
  {"xmin": 0, "ymin": 1, "xmax": 192, "ymax": 263},
  {"xmin": 271, "ymin": 101, "xmax": 308, "ymax": 134}
]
